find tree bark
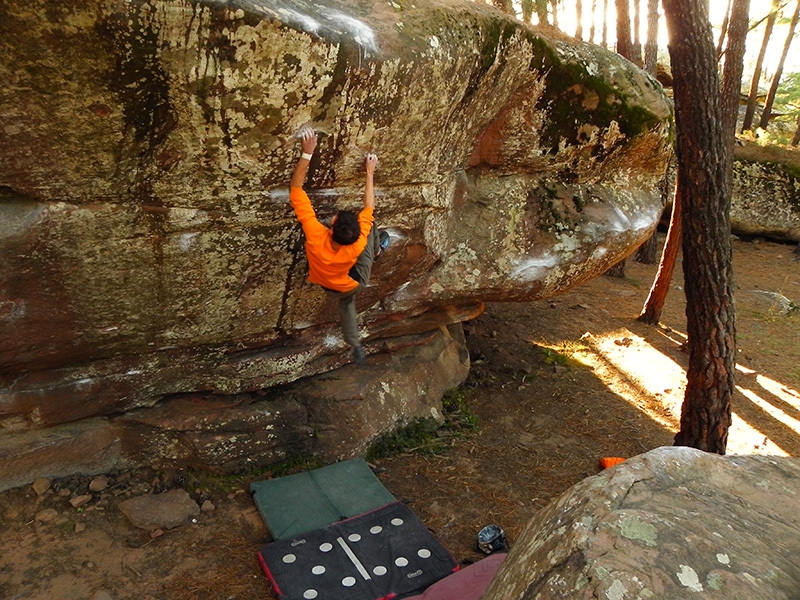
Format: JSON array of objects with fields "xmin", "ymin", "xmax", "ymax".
[
  {"xmin": 602, "ymin": 0, "xmax": 609, "ymax": 47},
  {"xmin": 720, "ymin": 0, "xmax": 751, "ymax": 138},
  {"xmin": 576, "ymin": 0, "xmax": 584, "ymax": 39},
  {"xmin": 615, "ymin": 0, "xmax": 632, "ymax": 59},
  {"xmin": 638, "ymin": 168, "xmax": 680, "ymax": 324},
  {"xmin": 632, "ymin": 0, "xmax": 643, "ymax": 66},
  {"xmin": 604, "ymin": 260, "xmax": 626, "ymax": 277},
  {"xmin": 661, "ymin": 0, "xmax": 737, "ymax": 455},
  {"xmin": 742, "ymin": 1, "xmax": 779, "ymax": 132},
  {"xmin": 522, "ymin": 0, "xmax": 534, "ymax": 23},
  {"xmin": 758, "ymin": 0, "xmax": 800, "ymax": 131},
  {"xmin": 589, "ymin": 0, "xmax": 598, "ymax": 42},
  {"xmin": 644, "ymin": 0, "xmax": 659, "ymax": 74},
  {"xmin": 716, "ymin": 0, "xmax": 733, "ymax": 59}
]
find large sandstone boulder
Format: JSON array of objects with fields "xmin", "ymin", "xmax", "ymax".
[
  {"xmin": 731, "ymin": 159, "xmax": 800, "ymax": 243},
  {"xmin": 484, "ymin": 446, "xmax": 800, "ymax": 600},
  {"xmin": 0, "ymin": 0, "xmax": 672, "ymax": 486}
]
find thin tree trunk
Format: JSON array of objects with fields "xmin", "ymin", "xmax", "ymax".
[
  {"xmin": 602, "ymin": 0, "xmax": 609, "ymax": 47},
  {"xmin": 638, "ymin": 178, "xmax": 681, "ymax": 324},
  {"xmin": 758, "ymin": 0, "xmax": 800, "ymax": 131},
  {"xmin": 615, "ymin": 0, "xmax": 633, "ymax": 59},
  {"xmin": 522, "ymin": 0, "xmax": 534, "ymax": 23},
  {"xmin": 644, "ymin": 0, "xmax": 659, "ymax": 74},
  {"xmin": 742, "ymin": 1, "xmax": 779, "ymax": 132},
  {"xmin": 662, "ymin": 0, "xmax": 737, "ymax": 454},
  {"xmin": 536, "ymin": 0, "xmax": 549, "ymax": 24},
  {"xmin": 576, "ymin": 0, "xmax": 584, "ymax": 39},
  {"xmin": 590, "ymin": 0, "xmax": 598, "ymax": 42},
  {"xmin": 721, "ymin": 0, "xmax": 752, "ymax": 138},
  {"xmin": 632, "ymin": 0, "xmax": 643, "ymax": 66},
  {"xmin": 716, "ymin": 0, "xmax": 733, "ymax": 59}
]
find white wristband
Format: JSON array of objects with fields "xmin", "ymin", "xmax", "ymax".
[{"xmin": 301, "ymin": 152, "xmax": 313, "ymax": 161}]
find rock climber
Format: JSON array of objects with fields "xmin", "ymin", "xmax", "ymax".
[{"xmin": 289, "ymin": 126, "xmax": 389, "ymax": 364}]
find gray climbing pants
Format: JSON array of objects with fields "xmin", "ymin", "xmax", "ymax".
[{"xmin": 325, "ymin": 225, "xmax": 380, "ymax": 348}]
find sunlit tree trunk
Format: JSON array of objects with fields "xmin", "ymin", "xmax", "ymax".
[
  {"xmin": 662, "ymin": 0, "xmax": 737, "ymax": 455},
  {"xmin": 758, "ymin": 0, "xmax": 800, "ymax": 131},
  {"xmin": 590, "ymin": 0, "xmax": 598, "ymax": 42},
  {"xmin": 638, "ymin": 173, "xmax": 680, "ymax": 324},
  {"xmin": 720, "ymin": 0, "xmax": 751, "ymax": 137},
  {"xmin": 602, "ymin": 0, "xmax": 609, "ymax": 47},
  {"xmin": 639, "ymin": 0, "xmax": 748, "ymax": 323},
  {"xmin": 742, "ymin": 0, "xmax": 779, "ymax": 132},
  {"xmin": 615, "ymin": 0, "xmax": 633, "ymax": 59},
  {"xmin": 536, "ymin": 0, "xmax": 549, "ymax": 24},
  {"xmin": 644, "ymin": 0, "xmax": 659, "ymax": 74},
  {"xmin": 521, "ymin": 0, "xmax": 533, "ymax": 23},
  {"xmin": 576, "ymin": 0, "xmax": 584, "ymax": 39},
  {"xmin": 716, "ymin": 0, "xmax": 733, "ymax": 59},
  {"xmin": 634, "ymin": 0, "xmax": 662, "ymax": 266},
  {"xmin": 632, "ymin": 0, "xmax": 643, "ymax": 65}
]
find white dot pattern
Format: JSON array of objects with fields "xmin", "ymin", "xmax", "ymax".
[
  {"xmin": 311, "ymin": 565, "xmax": 325, "ymax": 575},
  {"xmin": 319, "ymin": 542, "xmax": 333, "ymax": 552},
  {"xmin": 342, "ymin": 576, "xmax": 356, "ymax": 587},
  {"xmin": 373, "ymin": 565, "xmax": 388, "ymax": 576},
  {"xmin": 391, "ymin": 518, "xmax": 404, "ymax": 526},
  {"xmin": 348, "ymin": 533, "xmax": 362, "ymax": 542},
  {"xmin": 418, "ymin": 548, "xmax": 431, "ymax": 558},
  {"xmin": 395, "ymin": 557, "xmax": 409, "ymax": 567},
  {"xmin": 370, "ymin": 525, "xmax": 383, "ymax": 534},
  {"xmin": 303, "ymin": 591, "xmax": 318, "ymax": 599},
  {"xmin": 282, "ymin": 553, "xmax": 296, "ymax": 564}
]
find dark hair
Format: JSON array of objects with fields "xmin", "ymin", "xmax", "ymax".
[{"xmin": 332, "ymin": 210, "xmax": 360, "ymax": 245}]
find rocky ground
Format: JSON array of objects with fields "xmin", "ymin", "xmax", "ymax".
[{"xmin": 1, "ymin": 235, "xmax": 799, "ymax": 600}]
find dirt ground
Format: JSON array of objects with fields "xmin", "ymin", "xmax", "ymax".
[{"xmin": 1, "ymin": 236, "xmax": 799, "ymax": 600}]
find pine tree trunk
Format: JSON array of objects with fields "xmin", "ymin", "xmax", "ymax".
[
  {"xmin": 644, "ymin": 0, "xmax": 659, "ymax": 74},
  {"xmin": 721, "ymin": 0, "xmax": 751, "ymax": 137},
  {"xmin": 638, "ymin": 174, "xmax": 680, "ymax": 324},
  {"xmin": 602, "ymin": 0, "xmax": 609, "ymax": 47},
  {"xmin": 742, "ymin": 1, "xmax": 778, "ymax": 132},
  {"xmin": 632, "ymin": 0, "xmax": 643, "ymax": 66},
  {"xmin": 576, "ymin": 0, "xmax": 583, "ymax": 39},
  {"xmin": 589, "ymin": 0, "xmax": 597, "ymax": 42},
  {"xmin": 662, "ymin": 0, "xmax": 737, "ymax": 454},
  {"xmin": 615, "ymin": 0, "xmax": 632, "ymax": 59},
  {"xmin": 758, "ymin": 0, "xmax": 800, "ymax": 131},
  {"xmin": 716, "ymin": 0, "xmax": 733, "ymax": 59}
]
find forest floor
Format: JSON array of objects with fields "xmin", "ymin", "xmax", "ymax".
[{"xmin": 1, "ymin": 235, "xmax": 799, "ymax": 600}]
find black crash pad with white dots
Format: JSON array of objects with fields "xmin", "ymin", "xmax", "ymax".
[{"xmin": 258, "ymin": 502, "xmax": 458, "ymax": 600}]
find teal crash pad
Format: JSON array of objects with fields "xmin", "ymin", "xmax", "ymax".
[{"xmin": 249, "ymin": 459, "xmax": 396, "ymax": 540}]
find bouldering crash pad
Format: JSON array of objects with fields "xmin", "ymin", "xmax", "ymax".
[{"xmin": 249, "ymin": 459, "xmax": 396, "ymax": 540}]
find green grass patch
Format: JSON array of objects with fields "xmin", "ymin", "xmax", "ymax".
[{"xmin": 366, "ymin": 387, "xmax": 481, "ymax": 461}]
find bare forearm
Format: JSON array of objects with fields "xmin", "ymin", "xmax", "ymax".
[
  {"xmin": 291, "ymin": 157, "xmax": 310, "ymax": 189},
  {"xmin": 363, "ymin": 174, "xmax": 375, "ymax": 210},
  {"xmin": 363, "ymin": 152, "xmax": 378, "ymax": 209}
]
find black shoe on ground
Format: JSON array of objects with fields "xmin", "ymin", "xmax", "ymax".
[{"xmin": 353, "ymin": 345, "xmax": 366, "ymax": 365}]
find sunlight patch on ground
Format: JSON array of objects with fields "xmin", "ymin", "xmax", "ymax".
[
  {"xmin": 570, "ymin": 328, "xmax": 684, "ymax": 431},
  {"xmin": 557, "ymin": 328, "xmax": 798, "ymax": 457}
]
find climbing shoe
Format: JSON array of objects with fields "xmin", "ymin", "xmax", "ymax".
[{"xmin": 377, "ymin": 230, "xmax": 390, "ymax": 257}]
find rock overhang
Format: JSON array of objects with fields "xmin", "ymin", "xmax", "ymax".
[{"xmin": 0, "ymin": 0, "xmax": 672, "ymax": 430}]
